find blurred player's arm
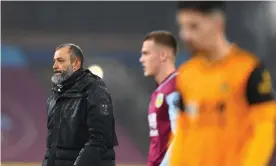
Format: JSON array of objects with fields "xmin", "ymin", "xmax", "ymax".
[
  {"xmin": 242, "ymin": 62, "xmax": 276, "ymax": 166},
  {"xmin": 159, "ymin": 92, "xmax": 181, "ymax": 166}
]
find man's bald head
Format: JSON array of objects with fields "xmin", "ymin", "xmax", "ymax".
[{"xmin": 51, "ymin": 43, "xmax": 84, "ymax": 84}]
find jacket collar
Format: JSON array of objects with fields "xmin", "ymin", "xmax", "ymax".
[{"xmin": 52, "ymin": 68, "xmax": 92, "ymax": 93}]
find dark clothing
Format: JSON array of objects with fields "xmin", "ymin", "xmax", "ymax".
[
  {"xmin": 42, "ymin": 155, "xmax": 116, "ymax": 166},
  {"xmin": 43, "ymin": 69, "xmax": 118, "ymax": 166}
]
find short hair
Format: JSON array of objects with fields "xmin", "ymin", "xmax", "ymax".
[
  {"xmin": 177, "ymin": 1, "xmax": 226, "ymax": 14},
  {"xmin": 56, "ymin": 43, "xmax": 84, "ymax": 67},
  {"xmin": 143, "ymin": 30, "xmax": 178, "ymax": 55}
]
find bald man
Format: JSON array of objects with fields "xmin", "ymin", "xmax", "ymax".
[{"xmin": 43, "ymin": 43, "xmax": 118, "ymax": 166}]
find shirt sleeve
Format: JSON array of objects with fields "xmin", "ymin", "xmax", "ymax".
[
  {"xmin": 242, "ymin": 62, "xmax": 276, "ymax": 166},
  {"xmin": 166, "ymin": 92, "xmax": 181, "ymax": 133},
  {"xmin": 246, "ymin": 62, "xmax": 274, "ymax": 105},
  {"xmin": 159, "ymin": 92, "xmax": 181, "ymax": 166}
]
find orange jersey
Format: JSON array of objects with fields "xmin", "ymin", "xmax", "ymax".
[{"xmin": 170, "ymin": 44, "xmax": 276, "ymax": 166}]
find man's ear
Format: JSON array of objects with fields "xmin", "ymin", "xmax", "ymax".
[
  {"xmin": 160, "ymin": 51, "xmax": 166, "ymax": 61},
  {"xmin": 160, "ymin": 49, "xmax": 169, "ymax": 62},
  {"xmin": 73, "ymin": 59, "xmax": 81, "ymax": 71}
]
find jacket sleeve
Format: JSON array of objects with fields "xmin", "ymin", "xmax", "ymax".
[
  {"xmin": 74, "ymin": 85, "xmax": 114, "ymax": 166},
  {"xmin": 242, "ymin": 62, "xmax": 276, "ymax": 166}
]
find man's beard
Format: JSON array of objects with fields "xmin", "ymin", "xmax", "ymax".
[
  {"xmin": 184, "ymin": 43, "xmax": 201, "ymax": 56},
  {"xmin": 51, "ymin": 66, "xmax": 74, "ymax": 85},
  {"xmin": 184, "ymin": 42, "xmax": 197, "ymax": 53}
]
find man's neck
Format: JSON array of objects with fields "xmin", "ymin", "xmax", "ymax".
[
  {"xmin": 206, "ymin": 38, "xmax": 232, "ymax": 61},
  {"xmin": 154, "ymin": 64, "xmax": 176, "ymax": 85}
]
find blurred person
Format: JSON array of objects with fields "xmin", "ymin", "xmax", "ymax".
[
  {"xmin": 43, "ymin": 43, "xmax": 118, "ymax": 166},
  {"xmin": 170, "ymin": 1, "xmax": 276, "ymax": 166},
  {"xmin": 139, "ymin": 31, "xmax": 179, "ymax": 166}
]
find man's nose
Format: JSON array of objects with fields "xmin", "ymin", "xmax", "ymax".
[
  {"xmin": 139, "ymin": 56, "xmax": 144, "ymax": 63},
  {"xmin": 53, "ymin": 62, "xmax": 58, "ymax": 70},
  {"xmin": 180, "ymin": 30, "xmax": 192, "ymax": 43}
]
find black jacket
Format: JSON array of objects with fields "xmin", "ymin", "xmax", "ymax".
[{"xmin": 43, "ymin": 69, "xmax": 118, "ymax": 166}]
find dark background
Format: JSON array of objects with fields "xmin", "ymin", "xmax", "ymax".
[{"xmin": 1, "ymin": 1, "xmax": 276, "ymax": 166}]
